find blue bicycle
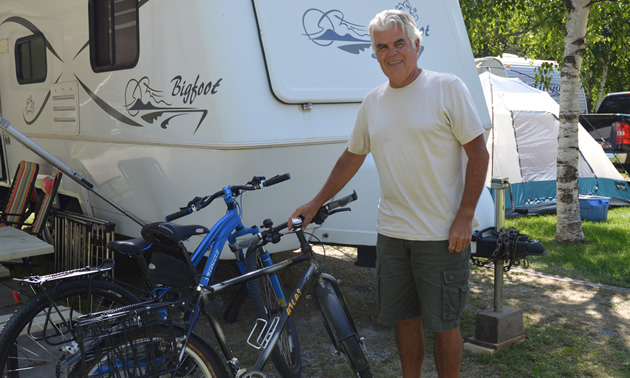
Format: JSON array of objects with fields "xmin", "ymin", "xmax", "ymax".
[
  {"xmin": 0, "ymin": 174, "xmax": 300, "ymax": 377},
  {"xmin": 143, "ymin": 173, "xmax": 300, "ymax": 376}
]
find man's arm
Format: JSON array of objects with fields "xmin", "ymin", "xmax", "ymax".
[
  {"xmin": 448, "ymin": 134, "xmax": 489, "ymax": 253},
  {"xmin": 289, "ymin": 149, "xmax": 366, "ymax": 229}
]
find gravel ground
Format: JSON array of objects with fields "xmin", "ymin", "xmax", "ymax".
[{"xmin": 3, "ymin": 245, "xmax": 629, "ymax": 377}]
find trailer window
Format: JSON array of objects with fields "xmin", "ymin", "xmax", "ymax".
[
  {"xmin": 15, "ymin": 34, "xmax": 47, "ymax": 84},
  {"xmin": 89, "ymin": 0, "xmax": 139, "ymax": 72}
]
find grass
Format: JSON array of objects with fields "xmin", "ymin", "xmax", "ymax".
[
  {"xmin": 506, "ymin": 206, "xmax": 630, "ymax": 288},
  {"xmin": 455, "ymin": 206, "xmax": 630, "ymax": 377}
]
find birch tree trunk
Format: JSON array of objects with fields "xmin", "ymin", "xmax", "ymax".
[{"xmin": 556, "ymin": 0, "xmax": 591, "ymax": 242}]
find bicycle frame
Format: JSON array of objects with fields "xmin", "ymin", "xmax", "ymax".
[
  {"xmin": 201, "ymin": 226, "xmax": 346, "ymax": 374},
  {"xmin": 186, "ymin": 187, "xmax": 283, "ymax": 286},
  {"xmin": 188, "ymin": 188, "xmax": 256, "ymax": 286},
  {"xmin": 163, "ymin": 186, "xmax": 291, "ymax": 354}
]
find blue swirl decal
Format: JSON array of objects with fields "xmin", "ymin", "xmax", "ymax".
[{"xmin": 302, "ymin": 9, "xmax": 371, "ymax": 55}]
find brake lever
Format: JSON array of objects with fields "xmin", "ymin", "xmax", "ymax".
[
  {"xmin": 186, "ymin": 196, "xmax": 205, "ymax": 212},
  {"xmin": 327, "ymin": 208, "xmax": 351, "ymax": 216},
  {"xmin": 247, "ymin": 176, "xmax": 265, "ymax": 187}
]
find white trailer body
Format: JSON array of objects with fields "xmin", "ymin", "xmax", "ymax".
[{"xmin": 0, "ymin": 0, "xmax": 494, "ymax": 256}]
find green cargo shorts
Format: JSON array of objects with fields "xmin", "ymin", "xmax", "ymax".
[{"xmin": 376, "ymin": 233, "xmax": 470, "ymax": 332}]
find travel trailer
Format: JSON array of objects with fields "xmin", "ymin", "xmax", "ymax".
[
  {"xmin": 0, "ymin": 0, "xmax": 494, "ymax": 256},
  {"xmin": 476, "ymin": 54, "xmax": 588, "ymax": 114}
]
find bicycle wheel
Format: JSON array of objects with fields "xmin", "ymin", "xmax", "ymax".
[
  {"xmin": 314, "ymin": 279, "xmax": 372, "ymax": 378},
  {"xmin": 75, "ymin": 325, "xmax": 229, "ymax": 378},
  {"xmin": 245, "ymin": 249, "xmax": 301, "ymax": 377},
  {"xmin": 0, "ymin": 278, "xmax": 139, "ymax": 377}
]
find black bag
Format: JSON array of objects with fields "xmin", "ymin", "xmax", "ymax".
[
  {"xmin": 472, "ymin": 227, "xmax": 546, "ymax": 260},
  {"xmin": 147, "ymin": 250, "xmax": 197, "ymax": 288}
]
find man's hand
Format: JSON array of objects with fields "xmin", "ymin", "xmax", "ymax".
[
  {"xmin": 448, "ymin": 213, "xmax": 473, "ymax": 253},
  {"xmin": 288, "ymin": 200, "xmax": 321, "ymax": 231}
]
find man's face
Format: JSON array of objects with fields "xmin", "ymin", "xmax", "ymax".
[{"xmin": 373, "ymin": 27, "xmax": 420, "ymax": 88}]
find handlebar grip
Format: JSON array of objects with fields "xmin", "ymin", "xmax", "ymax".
[
  {"xmin": 165, "ymin": 208, "xmax": 192, "ymax": 222},
  {"xmin": 231, "ymin": 233, "xmax": 262, "ymax": 250},
  {"xmin": 324, "ymin": 190, "xmax": 358, "ymax": 211},
  {"xmin": 263, "ymin": 173, "xmax": 291, "ymax": 187}
]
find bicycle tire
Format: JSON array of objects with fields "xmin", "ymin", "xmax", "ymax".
[
  {"xmin": 314, "ymin": 279, "xmax": 372, "ymax": 378},
  {"xmin": 0, "ymin": 278, "xmax": 139, "ymax": 377},
  {"xmin": 73, "ymin": 325, "xmax": 229, "ymax": 377},
  {"xmin": 245, "ymin": 249, "xmax": 302, "ymax": 377}
]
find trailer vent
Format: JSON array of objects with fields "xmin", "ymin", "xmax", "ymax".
[{"xmin": 51, "ymin": 81, "xmax": 80, "ymax": 135}]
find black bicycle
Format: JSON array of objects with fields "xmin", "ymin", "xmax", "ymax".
[{"xmin": 220, "ymin": 190, "xmax": 371, "ymax": 376}]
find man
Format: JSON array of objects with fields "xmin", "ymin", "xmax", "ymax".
[{"xmin": 290, "ymin": 9, "xmax": 488, "ymax": 377}]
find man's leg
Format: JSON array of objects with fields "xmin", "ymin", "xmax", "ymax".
[
  {"xmin": 396, "ymin": 317, "xmax": 425, "ymax": 378},
  {"xmin": 433, "ymin": 327, "xmax": 462, "ymax": 378}
]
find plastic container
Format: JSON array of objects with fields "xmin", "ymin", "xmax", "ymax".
[{"xmin": 579, "ymin": 195, "xmax": 610, "ymax": 222}]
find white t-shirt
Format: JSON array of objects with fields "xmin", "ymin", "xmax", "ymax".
[{"xmin": 347, "ymin": 70, "xmax": 485, "ymax": 240}]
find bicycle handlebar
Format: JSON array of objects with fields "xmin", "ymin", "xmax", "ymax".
[
  {"xmin": 165, "ymin": 208, "xmax": 193, "ymax": 222},
  {"xmin": 311, "ymin": 190, "xmax": 357, "ymax": 225},
  {"xmin": 229, "ymin": 190, "xmax": 358, "ymax": 251},
  {"xmin": 164, "ymin": 173, "xmax": 291, "ymax": 222},
  {"xmin": 262, "ymin": 173, "xmax": 291, "ymax": 188}
]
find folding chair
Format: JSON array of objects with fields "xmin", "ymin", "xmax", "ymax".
[
  {"xmin": 1, "ymin": 171, "xmax": 62, "ymax": 273},
  {"xmin": 0, "ymin": 161, "xmax": 40, "ymax": 227},
  {"xmin": 29, "ymin": 171, "xmax": 63, "ymax": 239}
]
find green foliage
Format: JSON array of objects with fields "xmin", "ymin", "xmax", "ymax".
[
  {"xmin": 460, "ymin": 0, "xmax": 630, "ymax": 112},
  {"xmin": 582, "ymin": 1, "xmax": 630, "ymax": 109},
  {"xmin": 506, "ymin": 206, "xmax": 630, "ymax": 288}
]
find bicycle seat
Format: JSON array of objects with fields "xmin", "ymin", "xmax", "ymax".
[
  {"xmin": 108, "ymin": 238, "xmax": 152, "ymax": 255},
  {"xmin": 141, "ymin": 222, "xmax": 210, "ymax": 245}
]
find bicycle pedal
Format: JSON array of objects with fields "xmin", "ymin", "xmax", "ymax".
[{"xmin": 246, "ymin": 317, "xmax": 279, "ymax": 350}]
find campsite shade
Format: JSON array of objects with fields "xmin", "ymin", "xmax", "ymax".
[{"xmin": 479, "ymin": 72, "xmax": 630, "ymax": 216}]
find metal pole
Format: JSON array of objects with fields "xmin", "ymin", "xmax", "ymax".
[
  {"xmin": 491, "ymin": 177, "xmax": 509, "ymax": 313},
  {"xmin": 0, "ymin": 117, "xmax": 146, "ymax": 226}
]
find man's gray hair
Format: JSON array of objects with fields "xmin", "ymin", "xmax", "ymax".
[{"xmin": 368, "ymin": 10, "xmax": 422, "ymax": 52}]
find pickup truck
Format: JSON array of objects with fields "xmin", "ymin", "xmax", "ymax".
[{"xmin": 580, "ymin": 92, "xmax": 630, "ymax": 171}]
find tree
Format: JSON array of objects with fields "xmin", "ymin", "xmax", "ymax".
[
  {"xmin": 581, "ymin": 2, "xmax": 630, "ymax": 110},
  {"xmin": 460, "ymin": 0, "xmax": 625, "ymax": 242},
  {"xmin": 556, "ymin": 0, "xmax": 591, "ymax": 242},
  {"xmin": 460, "ymin": 1, "xmax": 629, "ymax": 112}
]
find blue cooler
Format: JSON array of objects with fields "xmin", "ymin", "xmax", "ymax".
[{"xmin": 579, "ymin": 196, "xmax": 610, "ymax": 222}]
